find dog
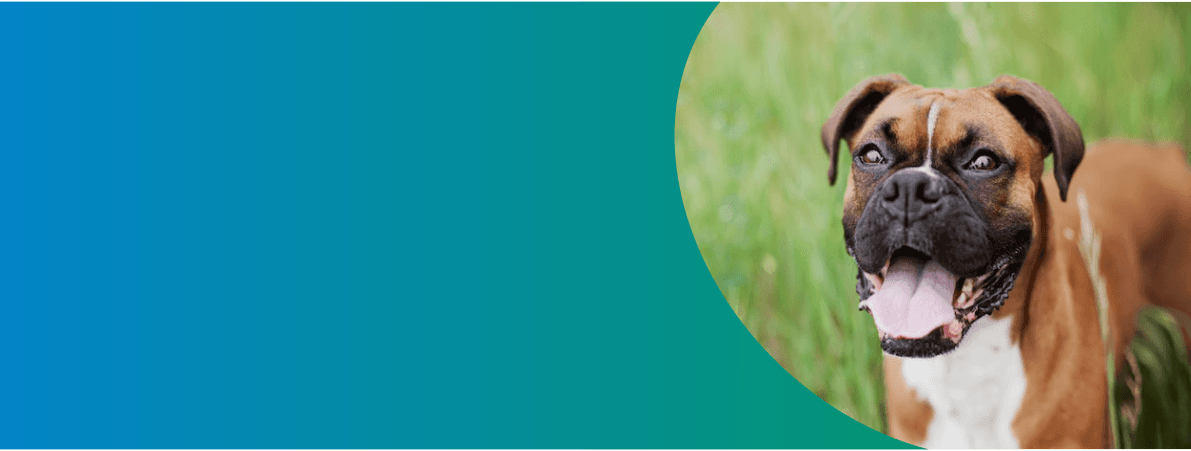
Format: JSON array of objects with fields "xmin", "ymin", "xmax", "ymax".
[{"xmin": 820, "ymin": 74, "xmax": 1191, "ymax": 448}]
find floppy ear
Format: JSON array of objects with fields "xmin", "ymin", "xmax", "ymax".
[
  {"xmin": 821, "ymin": 74, "xmax": 910, "ymax": 185},
  {"xmin": 984, "ymin": 75, "xmax": 1085, "ymax": 201}
]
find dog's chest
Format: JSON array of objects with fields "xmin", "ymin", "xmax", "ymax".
[{"xmin": 899, "ymin": 316, "xmax": 1027, "ymax": 449}]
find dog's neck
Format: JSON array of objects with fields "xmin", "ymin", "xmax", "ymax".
[{"xmin": 991, "ymin": 182, "xmax": 1052, "ymax": 340}]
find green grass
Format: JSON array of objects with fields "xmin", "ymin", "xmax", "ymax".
[
  {"xmin": 1081, "ymin": 188, "xmax": 1191, "ymax": 448},
  {"xmin": 675, "ymin": 3, "xmax": 1191, "ymax": 434}
]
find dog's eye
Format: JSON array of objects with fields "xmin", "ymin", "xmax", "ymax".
[
  {"xmin": 967, "ymin": 151, "xmax": 1000, "ymax": 171},
  {"xmin": 858, "ymin": 146, "xmax": 885, "ymax": 165}
]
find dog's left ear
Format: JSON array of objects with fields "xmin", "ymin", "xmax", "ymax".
[{"xmin": 984, "ymin": 76, "xmax": 1085, "ymax": 201}]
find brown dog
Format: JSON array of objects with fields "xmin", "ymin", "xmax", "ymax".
[{"xmin": 821, "ymin": 74, "xmax": 1191, "ymax": 448}]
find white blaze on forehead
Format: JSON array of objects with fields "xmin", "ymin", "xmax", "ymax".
[
  {"xmin": 907, "ymin": 100, "xmax": 944, "ymax": 178},
  {"xmin": 924, "ymin": 100, "xmax": 942, "ymax": 164}
]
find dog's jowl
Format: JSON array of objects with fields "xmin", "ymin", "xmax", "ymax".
[{"xmin": 822, "ymin": 74, "xmax": 1191, "ymax": 448}]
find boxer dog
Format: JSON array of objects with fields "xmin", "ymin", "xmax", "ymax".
[{"xmin": 821, "ymin": 74, "xmax": 1191, "ymax": 448}]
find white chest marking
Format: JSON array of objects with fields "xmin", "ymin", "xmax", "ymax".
[{"xmin": 900, "ymin": 315, "xmax": 1027, "ymax": 449}]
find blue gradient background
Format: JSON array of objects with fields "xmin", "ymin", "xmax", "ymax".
[{"xmin": 0, "ymin": 3, "xmax": 904, "ymax": 448}]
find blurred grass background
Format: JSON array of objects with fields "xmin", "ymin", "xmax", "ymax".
[{"xmin": 675, "ymin": 3, "xmax": 1190, "ymax": 433}]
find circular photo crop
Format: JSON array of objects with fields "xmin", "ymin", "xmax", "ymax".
[{"xmin": 675, "ymin": 3, "xmax": 1190, "ymax": 447}]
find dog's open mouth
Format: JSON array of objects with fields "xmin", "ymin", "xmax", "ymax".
[{"xmin": 858, "ymin": 247, "xmax": 1009, "ymax": 346}]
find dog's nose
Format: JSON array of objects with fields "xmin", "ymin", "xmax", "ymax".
[{"xmin": 880, "ymin": 169, "xmax": 946, "ymax": 220}]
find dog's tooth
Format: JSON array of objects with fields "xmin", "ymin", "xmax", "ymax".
[
  {"xmin": 957, "ymin": 293, "xmax": 977, "ymax": 309},
  {"xmin": 945, "ymin": 321, "xmax": 963, "ymax": 342},
  {"xmin": 963, "ymin": 278, "xmax": 975, "ymax": 297},
  {"xmin": 865, "ymin": 273, "xmax": 883, "ymax": 291},
  {"xmin": 954, "ymin": 293, "xmax": 967, "ymax": 308}
]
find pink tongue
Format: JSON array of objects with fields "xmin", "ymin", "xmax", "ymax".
[{"xmin": 864, "ymin": 255, "xmax": 958, "ymax": 339}]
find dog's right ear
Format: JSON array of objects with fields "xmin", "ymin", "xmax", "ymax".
[{"xmin": 821, "ymin": 74, "xmax": 910, "ymax": 185}]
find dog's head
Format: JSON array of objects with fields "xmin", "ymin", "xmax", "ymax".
[{"xmin": 821, "ymin": 75, "xmax": 1084, "ymax": 358}]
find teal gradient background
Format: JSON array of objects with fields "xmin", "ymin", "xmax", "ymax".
[{"xmin": 0, "ymin": 3, "xmax": 906, "ymax": 448}]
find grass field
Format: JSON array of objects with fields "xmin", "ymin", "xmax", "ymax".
[{"xmin": 675, "ymin": 3, "xmax": 1191, "ymax": 433}]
